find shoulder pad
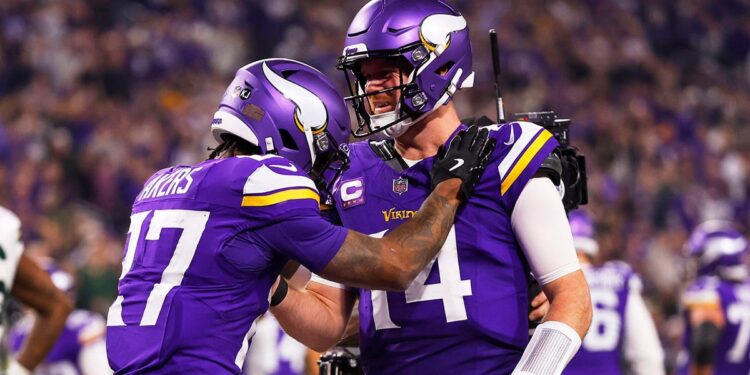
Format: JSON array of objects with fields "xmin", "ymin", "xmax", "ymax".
[
  {"xmin": 489, "ymin": 121, "xmax": 558, "ymax": 196},
  {"xmin": 535, "ymin": 151, "xmax": 562, "ymax": 185},
  {"xmin": 238, "ymin": 155, "xmax": 320, "ymax": 207}
]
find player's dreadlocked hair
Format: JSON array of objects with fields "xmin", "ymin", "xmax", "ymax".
[{"xmin": 208, "ymin": 134, "xmax": 263, "ymax": 159}]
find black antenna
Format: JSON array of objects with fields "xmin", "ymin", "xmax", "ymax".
[{"xmin": 489, "ymin": 29, "xmax": 505, "ymax": 124}]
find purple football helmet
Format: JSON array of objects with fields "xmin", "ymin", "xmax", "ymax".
[
  {"xmin": 569, "ymin": 210, "xmax": 598, "ymax": 256},
  {"xmin": 686, "ymin": 221, "xmax": 749, "ymax": 279},
  {"xmin": 37, "ymin": 257, "xmax": 74, "ymax": 295},
  {"xmin": 337, "ymin": 0, "xmax": 474, "ymax": 139},
  {"xmin": 211, "ymin": 58, "xmax": 350, "ymax": 192}
]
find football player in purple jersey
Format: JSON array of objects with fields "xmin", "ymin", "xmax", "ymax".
[
  {"xmin": 678, "ymin": 221, "xmax": 750, "ymax": 375},
  {"xmin": 270, "ymin": 1, "xmax": 592, "ymax": 374},
  {"xmin": 563, "ymin": 211, "xmax": 664, "ymax": 375},
  {"xmin": 8, "ymin": 260, "xmax": 113, "ymax": 375},
  {"xmin": 242, "ymin": 314, "xmax": 307, "ymax": 375},
  {"xmin": 105, "ymin": 58, "xmax": 495, "ymax": 374},
  {"xmin": 1, "ymin": 207, "xmax": 73, "ymax": 375}
]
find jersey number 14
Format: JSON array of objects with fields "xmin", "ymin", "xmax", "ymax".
[{"xmin": 370, "ymin": 226, "xmax": 473, "ymax": 329}]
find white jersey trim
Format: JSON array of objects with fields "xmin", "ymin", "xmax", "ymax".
[
  {"xmin": 498, "ymin": 122, "xmax": 543, "ymax": 181},
  {"xmin": 243, "ymin": 164, "xmax": 317, "ymax": 195}
]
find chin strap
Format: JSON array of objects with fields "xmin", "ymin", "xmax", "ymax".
[
  {"xmin": 369, "ymin": 100, "xmax": 405, "ymax": 138},
  {"xmin": 368, "ymin": 139, "xmax": 408, "ymax": 172}
]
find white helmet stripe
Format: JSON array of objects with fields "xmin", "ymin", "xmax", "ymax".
[
  {"xmin": 211, "ymin": 110, "xmax": 260, "ymax": 145},
  {"xmin": 420, "ymin": 14, "xmax": 467, "ymax": 48}
]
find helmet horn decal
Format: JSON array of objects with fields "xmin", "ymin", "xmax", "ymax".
[
  {"xmin": 263, "ymin": 62, "xmax": 329, "ymax": 165},
  {"xmin": 262, "ymin": 62, "xmax": 329, "ymax": 135},
  {"xmin": 703, "ymin": 237, "xmax": 748, "ymax": 263},
  {"xmin": 419, "ymin": 14, "xmax": 467, "ymax": 52}
]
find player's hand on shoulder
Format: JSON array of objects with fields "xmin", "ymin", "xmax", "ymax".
[{"xmin": 430, "ymin": 125, "xmax": 496, "ymax": 201}]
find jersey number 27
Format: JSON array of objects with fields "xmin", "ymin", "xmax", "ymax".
[{"xmin": 107, "ymin": 209, "xmax": 209, "ymax": 327}]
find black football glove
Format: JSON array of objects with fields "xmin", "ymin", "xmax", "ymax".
[{"xmin": 430, "ymin": 125, "xmax": 496, "ymax": 201}]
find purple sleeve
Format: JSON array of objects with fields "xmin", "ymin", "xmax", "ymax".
[{"xmin": 251, "ymin": 211, "xmax": 348, "ymax": 273}]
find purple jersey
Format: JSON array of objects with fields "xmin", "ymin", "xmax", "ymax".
[
  {"xmin": 564, "ymin": 261, "xmax": 637, "ymax": 375},
  {"xmin": 678, "ymin": 276, "xmax": 750, "ymax": 374},
  {"xmin": 10, "ymin": 310, "xmax": 105, "ymax": 375},
  {"xmin": 106, "ymin": 155, "xmax": 347, "ymax": 374},
  {"xmin": 328, "ymin": 122, "xmax": 557, "ymax": 374}
]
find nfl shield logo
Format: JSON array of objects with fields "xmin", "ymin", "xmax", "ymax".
[{"xmin": 393, "ymin": 177, "xmax": 408, "ymax": 195}]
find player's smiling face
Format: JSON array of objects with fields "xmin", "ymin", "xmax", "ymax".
[{"xmin": 360, "ymin": 57, "xmax": 410, "ymax": 115}]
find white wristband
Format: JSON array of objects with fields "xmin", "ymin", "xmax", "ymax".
[
  {"xmin": 512, "ymin": 321, "xmax": 582, "ymax": 375},
  {"xmin": 8, "ymin": 358, "xmax": 32, "ymax": 375}
]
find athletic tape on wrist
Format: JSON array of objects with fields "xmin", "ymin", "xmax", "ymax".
[{"xmin": 512, "ymin": 321, "xmax": 582, "ymax": 375}]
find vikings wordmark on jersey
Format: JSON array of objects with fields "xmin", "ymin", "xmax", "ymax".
[
  {"xmin": 326, "ymin": 122, "xmax": 557, "ymax": 374},
  {"xmin": 106, "ymin": 155, "xmax": 347, "ymax": 374}
]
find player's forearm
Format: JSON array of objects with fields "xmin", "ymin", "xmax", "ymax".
[
  {"xmin": 514, "ymin": 273, "xmax": 590, "ymax": 375},
  {"xmin": 15, "ymin": 291, "xmax": 73, "ymax": 369},
  {"xmin": 380, "ymin": 179, "xmax": 460, "ymax": 278},
  {"xmin": 11, "ymin": 255, "xmax": 74, "ymax": 369},
  {"xmin": 320, "ymin": 179, "xmax": 460, "ymax": 290},
  {"xmin": 271, "ymin": 285, "xmax": 352, "ymax": 352},
  {"xmin": 541, "ymin": 270, "xmax": 592, "ymax": 339}
]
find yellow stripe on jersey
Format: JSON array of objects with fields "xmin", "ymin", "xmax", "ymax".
[
  {"xmin": 241, "ymin": 188, "xmax": 320, "ymax": 207},
  {"xmin": 501, "ymin": 130, "xmax": 553, "ymax": 195},
  {"xmin": 684, "ymin": 300, "xmax": 722, "ymax": 309}
]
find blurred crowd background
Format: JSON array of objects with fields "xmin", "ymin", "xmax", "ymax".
[{"xmin": 1, "ymin": 0, "xmax": 749, "ymax": 373}]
